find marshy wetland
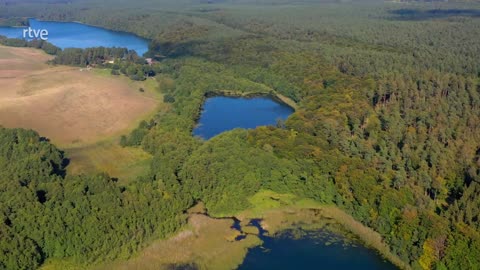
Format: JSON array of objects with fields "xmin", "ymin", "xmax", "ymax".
[{"xmin": 93, "ymin": 193, "xmax": 402, "ymax": 270}]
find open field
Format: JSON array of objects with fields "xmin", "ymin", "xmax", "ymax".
[
  {"xmin": 0, "ymin": 45, "xmax": 159, "ymax": 146},
  {"xmin": 65, "ymin": 138, "xmax": 152, "ymax": 183},
  {"xmin": 0, "ymin": 45, "xmax": 164, "ymax": 182}
]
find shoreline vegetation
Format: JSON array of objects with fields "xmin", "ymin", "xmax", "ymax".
[
  {"xmin": 235, "ymin": 190, "xmax": 410, "ymax": 270},
  {"xmin": 192, "ymin": 90, "xmax": 296, "ymax": 137},
  {"xmin": 0, "ymin": 17, "xmax": 29, "ymax": 27},
  {"xmin": 85, "ymin": 190, "xmax": 408, "ymax": 270},
  {"xmin": 205, "ymin": 90, "xmax": 298, "ymax": 111},
  {"xmin": 313, "ymin": 207, "xmax": 410, "ymax": 270}
]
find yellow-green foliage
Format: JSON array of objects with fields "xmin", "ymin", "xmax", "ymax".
[
  {"xmin": 247, "ymin": 189, "xmax": 324, "ymax": 215},
  {"xmin": 66, "ymin": 140, "xmax": 152, "ymax": 183}
]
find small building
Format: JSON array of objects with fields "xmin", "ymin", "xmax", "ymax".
[{"xmin": 145, "ymin": 58, "xmax": 153, "ymax": 66}]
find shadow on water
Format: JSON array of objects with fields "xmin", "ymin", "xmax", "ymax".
[
  {"xmin": 388, "ymin": 8, "xmax": 480, "ymax": 21},
  {"xmin": 249, "ymin": 219, "xmax": 268, "ymax": 236},
  {"xmin": 234, "ymin": 218, "xmax": 268, "ymax": 241},
  {"xmin": 231, "ymin": 217, "xmax": 242, "ymax": 231}
]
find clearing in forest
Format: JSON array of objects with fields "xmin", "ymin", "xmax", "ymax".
[{"xmin": 0, "ymin": 45, "xmax": 159, "ymax": 146}]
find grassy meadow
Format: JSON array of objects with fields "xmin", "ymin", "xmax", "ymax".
[{"xmin": 0, "ymin": 45, "xmax": 168, "ymax": 182}]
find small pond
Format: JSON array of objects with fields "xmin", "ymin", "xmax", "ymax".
[{"xmin": 193, "ymin": 96, "xmax": 294, "ymax": 139}]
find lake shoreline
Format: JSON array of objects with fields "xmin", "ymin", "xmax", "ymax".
[
  {"xmin": 234, "ymin": 206, "xmax": 409, "ymax": 270},
  {"xmin": 193, "ymin": 91, "xmax": 296, "ymax": 139},
  {"xmin": 47, "ymin": 196, "xmax": 409, "ymax": 270},
  {"xmin": 0, "ymin": 18, "xmax": 150, "ymax": 56},
  {"xmin": 204, "ymin": 90, "xmax": 298, "ymax": 111},
  {"xmin": 208, "ymin": 190, "xmax": 410, "ymax": 270},
  {"xmin": 175, "ymin": 202, "xmax": 410, "ymax": 270}
]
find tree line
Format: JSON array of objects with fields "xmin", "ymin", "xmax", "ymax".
[{"xmin": 0, "ymin": 35, "xmax": 60, "ymax": 54}]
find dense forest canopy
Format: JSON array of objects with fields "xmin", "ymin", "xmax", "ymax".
[{"xmin": 1, "ymin": 0, "xmax": 480, "ymax": 269}]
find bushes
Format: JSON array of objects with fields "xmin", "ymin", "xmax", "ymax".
[
  {"xmin": 50, "ymin": 47, "xmax": 152, "ymax": 80},
  {"xmin": 0, "ymin": 36, "xmax": 61, "ymax": 55},
  {"xmin": 51, "ymin": 47, "xmax": 132, "ymax": 66},
  {"xmin": 120, "ymin": 120, "xmax": 155, "ymax": 147},
  {"xmin": 163, "ymin": 94, "xmax": 175, "ymax": 103}
]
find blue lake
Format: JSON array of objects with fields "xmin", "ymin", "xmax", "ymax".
[
  {"xmin": 193, "ymin": 96, "xmax": 295, "ymax": 139},
  {"xmin": 239, "ymin": 227, "xmax": 398, "ymax": 270},
  {"xmin": 0, "ymin": 19, "xmax": 149, "ymax": 55}
]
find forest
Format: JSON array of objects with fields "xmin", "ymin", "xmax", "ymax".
[{"xmin": 1, "ymin": 0, "xmax": 480, "ymax": 269}]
